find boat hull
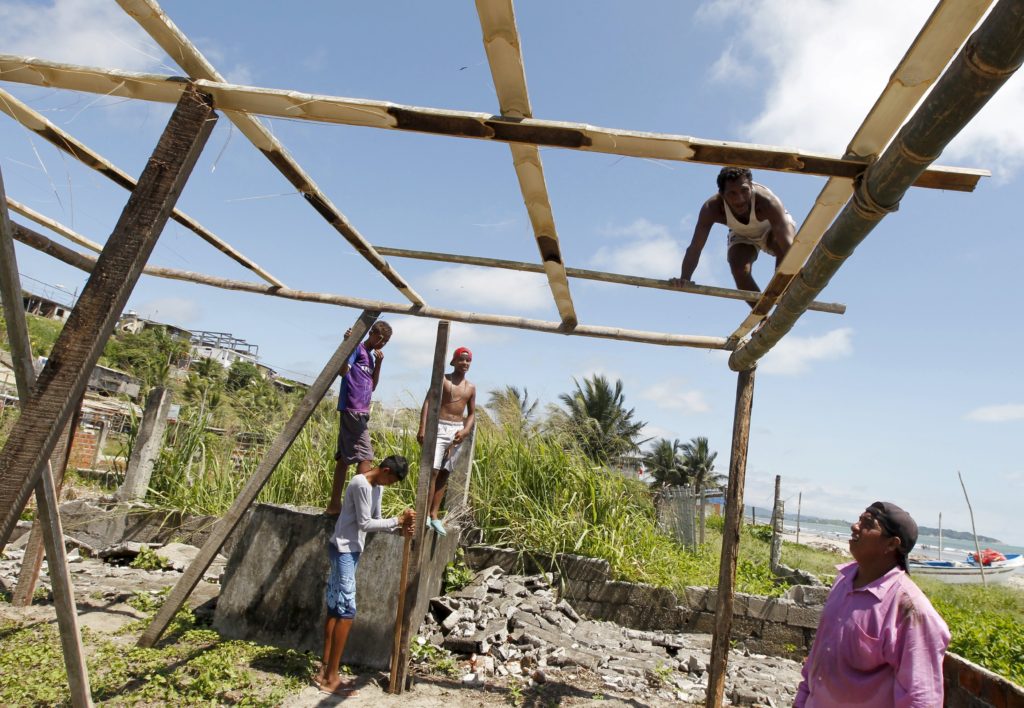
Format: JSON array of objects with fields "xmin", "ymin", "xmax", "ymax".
[{"xmin": 909, "ymin": 554, "xmax": 1024, "ymax": 584}]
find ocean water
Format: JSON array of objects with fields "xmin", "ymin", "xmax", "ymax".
[{"xmin": 782, "ymin": 519, "xmax": 1024, "ymax": 561}]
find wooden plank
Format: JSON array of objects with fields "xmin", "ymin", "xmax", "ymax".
[
  {"xmin": 375, "ymin": 245, "xmax": 846, "ymax": 315},
  {"xmin": 705, "ymin": 367, "xmax": 756, "ymax": 708},
  {"xmin": 393, "ymin": 320, "xmax": 450, "ymax": 693},
  {"xmin": 0, "ymin": 85, "xmax": 217, "ymax": 551},
  {"xmin": 0, "ymin": 53, "xmax": 987, "ymax": 193},
  {"xmin": 0, "ymin": 165, "xmax": 93, "ymax": 706},
  {"xmin": 0, "ymin": 87, "xmax": 284, "ymax": 287},
  {"xmin": 114, "ymin": 0, "xmax": 425, "ymax": 307},
  {"xmin": 138, "ymin": 312, "xmax": 378, "ymax": 647},
  {"xmin": 12, "ymin": 221, "xmax": 733, "ymax": 350},
  {"xmin": 476, "ymin": 0, "xmax": 577, "ymax": 328},
  {"xmin": 728, "ymin": 0, "xmax": 992, "ymax": 340}
]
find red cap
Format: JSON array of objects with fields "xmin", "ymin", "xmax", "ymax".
[{"xmin": 451, "ymin": 347, "xmax": 472, "ymax": 364}]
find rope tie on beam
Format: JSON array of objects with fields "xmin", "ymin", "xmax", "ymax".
[
  {"xmin": 851, "ymin": 173, "xmax": 901, "ymax": 222},
  {"xmin": 964, "ymin": 38, "xmax": 1024, "ymax": 80}
]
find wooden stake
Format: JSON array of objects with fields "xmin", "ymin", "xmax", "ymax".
[
  {"xmin": 706, "ymin": 366, "xmax": 756, "ymax": 708},
  {"xmin": 138, "ymin": 312, "xmax": 378, "ymax": 647},
  {"xmin": 796, "ymin": 492, "xmax": 802, "ymax": 546},
  {"xmin": 938, "ymin": 512, "xmax": 943, "ymax": 561},
  {"xmin": 0, "ymin": 86, "xmax": 217, "ymax": 551},
  {"xmin": 392, "ymin": 320, "xmax": 450, "ymax": 693},
  {"xmin": 0, "ymin": 165, "xmax": 93, "ymax": 706},
  {"xmin": 958, "ymin": 470, "xmax": 986, "ymax": 587},
  {"xmin": 770, "ymin": 475, "xmax": 782, "ymax": 573},
  {"xmin": 389, "ymin": 531, "xmax": 413, "ymax": 693}
]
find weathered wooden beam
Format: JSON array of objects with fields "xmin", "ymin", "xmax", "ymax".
[
  {"xmin": 476, "ymin": 0, "xmax": 577, "ymax": 328},
  {"xmin": 705, "ymin": 367, "xmax": 756, "ymax": 708},
  {"xmin": 137, "ymin": 313, "xmax": 377, "ymax": 646},
  {"xmin": 0, "ymin": 87, "xmax": 284, "ymax": 287},
  {"xmin": 0, "ymin": 54, "xmax": 987, "ymax": 192},
  {"xmin": 12, "ymin": 221, "xmax": 732, "ymax": 350},
  {"xmin": 375, "ymin": 245, "xmax": 846, "ymax": 315},
  {"xmin": 114, "ymin": 0, "xmax": 424, "ymax": 306},
  {"xmin": 0, "ymin": 86, "xmax": 217, "ymax": 550},
  {"xmin": 727, "ymin": 0, "xmax": 993, "ymax": 341},
  {"xmin": 392, "ymin": 320, "xmax": 450, "ymax": 693},
  {"xmin": 0, "ymin": 165, "xmax": 93, "ymax": 707},
  {"xmin": 730, "ymin": 0, "xmax": 1024, "ymax": 371}
]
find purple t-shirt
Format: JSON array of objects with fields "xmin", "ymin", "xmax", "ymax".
[{"xmin": 337, "ymin": 343, "xmax": 375, "ymax": 413}]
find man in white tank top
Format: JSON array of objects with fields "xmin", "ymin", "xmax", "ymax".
[{"xmin": 669, "ymin": 167, "xmax": 796, "ymax": 306}]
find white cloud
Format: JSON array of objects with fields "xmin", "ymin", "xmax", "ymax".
[
  {"xmin": 420, "ymin": 266, "xmax": 553, "ymax": 312},
  {"xmin": 0, "ymin": 0, "xmax": 162, "ymax": 71},
  {"xmin": 640, "ymin": 379, "xmax": 710, "ymax": 414},
  {"xmin": 760, "ymin": 327, "xmax": 853, "ymax": 375},
  {"xmin": 383, "ymin": 316, "xmax": 503, "ymax": 371},
  {"xmin": 701, "ymin": 0, "xmax": 1024, "ymax": 177},
  {"xmin": 965, "ymin": 404, "xmax": 1024, "ymax": 423},
  {"xmin": 590, "ymin": 218, "xmax": 680, "ymax": 277},
  {"xmin": 133, "ymin": 297, "xmax": 201, "ymax": 326}
]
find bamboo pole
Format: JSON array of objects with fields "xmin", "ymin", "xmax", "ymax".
[
  {"xmin": 0, "ymin": 87, "xmax": 284, "ymax": 288},
  {"xmin": 0, "ymin": 163, "xmax": 93, "ymax": 706},
  {"xmin": 729, "ymin": 0, "xmax": 1024, "ymax": 372},
  {"xmin": 138, "ymin": 312, "xmax": 379, "ymax": 647},
  {"xmin": 393, "ymin": 320, "xmax": 450, "ymax": 693},
  {"xmin": 958, "ymin": 471, "xmax": 986, "ymax": 587},
  {"xmin": 0, "ymin": 53, "xmax": 985, "ymax": 193},
  {"xmin": 375, "ymin": 245, "xmax": 846, "ymax": 315},
  {"xmin": 389, "ymin": 532, "xmax": 413, "ymax": 693},
  {"xmin": 475, "ymin": 0, "xmax": 577, "ymax": 328},
  {"xmin": 727, "ymin": 0, "xmax": 993, "ymax": 340},
  {"xmin": 114, "ymin": 0, "xmax": 424, "ymax": 307},
  {"xmin": 0, "ymin": 86, "xmax": 217, "ymax": 552},
  {"xmin": 11, "ymin": 221, "xmax": 732, "ymax": 351},
  {"xmin": 796, "ymin": 492, "xmax": 802, "ymax": 546},
  {"xmin": 706, "ymin": 367, "xmax": 756, "ymax": 708}
]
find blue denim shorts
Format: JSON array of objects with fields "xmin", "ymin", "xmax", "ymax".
[{"xmin": 326, "ymin": 545, "xmax": 360, "ymax": 619}]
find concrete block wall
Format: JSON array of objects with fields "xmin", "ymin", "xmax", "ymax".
[{"xmin": 944, "ymin": 653, "xmax": 1024, "ymax": 708}]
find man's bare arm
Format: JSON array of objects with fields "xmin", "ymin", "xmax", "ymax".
[
  {"xmin": 672, "ymin": 200, "xmax": 717, "ymax": 285},
  {"xmin": 417, "ymin": 394, "xmax": 429, "ymax": 445},
  {"xmin": 760, "ymin": 190, "xmax": 795, "ymax": 244},
  {"xmin": 455, "ymin": 385, "xmax": 477, "ymax": 444}
]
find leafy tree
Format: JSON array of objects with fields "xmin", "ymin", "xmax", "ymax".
[
  {"xmin": 487, "ymin": 385, "xmax": 539, "ymax": 435},
  {"xmin": 556, "ymin": 374, "xmax": 646, "ymax": 462},
  {"xmin": 104, "ymin": 326, "xmax": 189, "ymax": 392},
  {"xmin": 645, "ymin": 438, "xmax": 690, "ymax": 488},
  {"xmin": 226, "ymin": 360, "xmax": 261, "ymax": 392}
]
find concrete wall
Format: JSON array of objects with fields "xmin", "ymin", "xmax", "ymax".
[
  {"xmin": 213, "ymin": 504, "xmax": 460, "ymax": 669},
  {"xmin": 944, "ymin": 653, "xmax": 1024, "ymax": 708}
]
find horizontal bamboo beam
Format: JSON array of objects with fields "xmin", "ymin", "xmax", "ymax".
[
  {"xmin": 730, "ymin": 0, "xmax": 1024, "ymax": 371},
  {"xmin": 476, "ymin": 0, "xmax": 578, "ymax": 328},
  {"xmin": 12, "ymin": 221, "xmax": 731, "ymax": 350},
  {"xmin": 114, "ymin": 0, "xmax": 424, "ymax": 307},
  {"xmin": 0, "ymin": 86, "xmax": 284, "ymax": 288},
  {"xmin": 727, "ymin": 0, "xmax": 993, "ymax": 342},
  {"xmin": 374, "ymin": 245, "xmax": 846, "ymax": 315},
  {"xmin": 0, "ymin": 54, "xmax": 987, "ymax": 192}
]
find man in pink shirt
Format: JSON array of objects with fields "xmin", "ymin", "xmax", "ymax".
[{"xmin": 795, "ymin": 501, "xmax": 950, "ymax": 707}]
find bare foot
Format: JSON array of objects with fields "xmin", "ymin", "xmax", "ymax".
[{"xmin": 318, "ymin": 676, "xmax": 358, "ymax": 696}]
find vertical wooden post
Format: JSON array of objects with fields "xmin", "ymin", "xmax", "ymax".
[
  {"xmin": 796, "ymin": 492, "xmax": 802, "ymax": 546},
  {"xmin": 0, "ymin": 86, "xmax": 218, "ymax": 550},
  {"xmin": 770, "ymin": 475, "xmax": 783, "ymax": 573},
  {"xmin": 118, "ymin": 385, "xmax": 173, "ymax": 501},
  {"xmin": 391, "ymin": 320, "xmax": 450, "ymax": 693},
  {"xmin": 138, "ymin": 311, "xmax": 379, "ymax": 647},
  {"xmin": 0, "ymin": 165, "xmax": 93, "ymax": 706},
  {"xmin": 706, "ymin": 366, "xmax": 756, "ymax": 708}
]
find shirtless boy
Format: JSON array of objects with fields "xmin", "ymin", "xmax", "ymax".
[
  {"xmin": 669, "ymin": 166, "xmax": 796, "ymax": 305},
  {"xmin": 417, "ymin": 347, "xmax": 476, "ymax": 537}
]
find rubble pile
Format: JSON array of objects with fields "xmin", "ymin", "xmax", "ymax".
[{"xmin": 419, "ymin": 565, "xmax": 804, "ymax": 706}]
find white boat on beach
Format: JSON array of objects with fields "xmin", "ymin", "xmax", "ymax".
[{"xmin": 908, "ymin": 553, "xmax": 1024, "ymax": 584}]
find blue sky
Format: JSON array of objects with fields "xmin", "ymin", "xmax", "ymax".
[{"xmin": 1, "ymin": 1, "xmax": 1022, "ymax": 544}]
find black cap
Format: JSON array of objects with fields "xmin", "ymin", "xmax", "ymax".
[{"xmin": 868, "ymin": 501, "xmax": 918, "ymax": 571}]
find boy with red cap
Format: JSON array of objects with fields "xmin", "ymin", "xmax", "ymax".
[{"xmin": 417, "ymin": 346, "xmax": 476, "ymax": 536}]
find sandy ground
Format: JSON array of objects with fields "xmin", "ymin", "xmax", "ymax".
[{"xmin": 781, "ymin": 529, "xmax": 851, "ymax": 556}]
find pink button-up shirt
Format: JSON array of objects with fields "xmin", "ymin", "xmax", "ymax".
[{"xmin": 795, "ymin": 562, "xmax": 950, "ymax": 708}]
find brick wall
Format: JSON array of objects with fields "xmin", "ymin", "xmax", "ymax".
[{"xmin": 68, "ymin": 427, "xmax": 97, "ymax": 470}]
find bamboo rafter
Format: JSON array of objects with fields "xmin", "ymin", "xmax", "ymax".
[
  {"xmin": 727, "ymin": 0, "xmax": 994, "ymax": 342},
  {"xmin": 0, "ymin": 87, "xmax": 285, "ymax": 287},
  {"xmin": 113, "ymin": 0, "xmax": 425, "ymax": 307},
  {"xmin": 476, "ymin": 0, "xmax": 578, "ymax": 328},
  {"xmin": 0, "ymin": 55, "xmax": 987, "ymax": 192}
]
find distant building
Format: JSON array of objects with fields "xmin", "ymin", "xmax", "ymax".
[
  {"xmin": 118, "ymin": 312, "xmax": 193, "ymax": 341},
  {"xmin": 189, "ymin": 330, "xmax": 261, "ymax": 371},
  {"xmin": 22, "ymin": 289, "xmax": 71, "ymax": 322}
]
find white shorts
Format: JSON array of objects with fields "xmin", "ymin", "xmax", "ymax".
[
  {"xmin": 727, "ymin": 213, "xmax": 796, "ymax": 257},
  {"xmin": 432, "ymin": 420, "xmax": 464, "ymax": 472}
]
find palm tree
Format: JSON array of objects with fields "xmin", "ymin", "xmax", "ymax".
[
  {"xmin": 487, "ymin": 385, "xmax": 539, "ymax": 435},
  {"xmin": 644, "ymin": 438, "xmax": 689, "ymax": 488},
  {"xmin": 681, "ymin": 436, "xmax": 718, "ymax": 543},
  {"xmin": 557, "ymin": 375, "xmax": 646, "ymax": 462}
]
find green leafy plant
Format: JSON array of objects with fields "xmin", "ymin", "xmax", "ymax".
[
  {"xmin": 410, "ymin": 637, "xmax": 460, "ymax": 677},
  {"xmin": 130, "ymin": 545, "xmax": 171, "ymax": 571},
  {"xmin": 444, "ymin": 548, "xmax": 475, "ymax": 593}
]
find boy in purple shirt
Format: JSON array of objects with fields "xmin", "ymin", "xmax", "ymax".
[
  {"xmin": 325, "ymin": 321, "xmax": 391, "ymax": 515},
  {"xmin": 796, "ymin": 501, "xmax": 950, "ymax": 708}
]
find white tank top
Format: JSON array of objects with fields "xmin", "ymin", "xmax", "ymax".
[{"xmin": 723, "ymin": 183, "xmax": 775, "ymax": 237}]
